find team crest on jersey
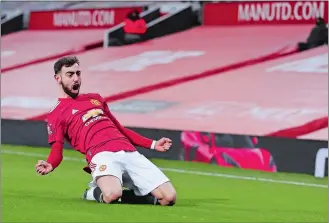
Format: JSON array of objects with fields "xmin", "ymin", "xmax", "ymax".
[
  {"xmin": 99, "ymin": 165, "xmax": 107, "ymax": 172},
  {"xmin": 90, "ymin": 99, "xmax": 101, "ymax": 106}
]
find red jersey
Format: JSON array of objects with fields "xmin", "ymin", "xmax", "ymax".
[{"xmin": 46, "ymin": 93, "xmax": 153, "ymax": 168}]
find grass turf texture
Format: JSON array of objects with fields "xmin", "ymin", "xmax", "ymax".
[{"xmin": 2, "ymin": 145, "xmax": 328, "ymax": 222}]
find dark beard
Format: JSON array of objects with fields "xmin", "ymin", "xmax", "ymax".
[{"xmin": 61, "ymin": 83, "xmax": 79, "ymax": 99}]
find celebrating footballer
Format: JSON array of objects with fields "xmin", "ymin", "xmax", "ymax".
[{"xmin": 35, "ymin": 56, "xmax": 177, "ymax": 206}]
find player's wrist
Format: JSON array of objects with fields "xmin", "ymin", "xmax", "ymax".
[
  {"xmin": 46, "ymin": 160, "xmax": 55, "ymax": 171},
  {"xmin": 150, "ymin": 140, "xmax": 157, "ymax": 150},
  {"xmin": 49, "ymin": 163, "xmax": 54, "ymax": 171}
]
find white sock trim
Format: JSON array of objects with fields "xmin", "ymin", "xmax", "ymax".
[{"xmin": 86, "ymin": 187, "xmax": 96, "ymax": 201}]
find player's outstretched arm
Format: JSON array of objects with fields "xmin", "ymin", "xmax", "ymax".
[
  {"xmin": 101, "ymin": 95, "xmax": 172, "ymax": 152},
  {"xmin": 102, "ymin": 100, "xmax": 153, "ymax": 147},
  {"xmin": 39, "ymin": 108, "xmax": 66, "ymax": 175},
  {"xmin": 121, "ymin": 128, "xmax": 172, "ymax": 152},
  {"xmin": 35, "ymin": 142, "xmax": 64, "ymax": 175},
  {"xmin": 107, "ymin": 111, "xmax": 173, "ymax": 151}
]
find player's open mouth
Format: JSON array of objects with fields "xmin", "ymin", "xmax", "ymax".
[{"xmin": 72, "ymin": 84, "xmax": 80, "ymax": 91}]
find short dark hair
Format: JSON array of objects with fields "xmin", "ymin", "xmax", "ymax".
[{"xmin": 54, "ymin": 56, "xmax": 79, "ymax": 74}]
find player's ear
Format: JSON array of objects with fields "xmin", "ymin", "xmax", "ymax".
[{"xmin": 54, "ymin": 74, "xmax": 62, "ymax": 84}]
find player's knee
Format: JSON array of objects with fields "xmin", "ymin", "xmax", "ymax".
[
  {"xmin": 164, "ymin": 191, "xmax": 177, "ymax": 205},
  {"xmin": 152, "ymin": 182, "xmax": 177, "ymax": 206},
  {"xmin": 102, "ymin": 190, "xmax": 122, "ymax": 204},
  {"xmin": 159, "ymin": 191, "xmax": 176, "ymax": 206}
]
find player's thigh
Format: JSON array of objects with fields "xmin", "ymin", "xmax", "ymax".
[
  {"xmin": 96, "ymin": 175, "xmax": 122, "ymax": 197},
  {"xmin": 90, "ymin": 151, "xmax": 124, "ymax": 194},
  {"xmin": 124, "ymin": 151, "xmax": 171, "ymax": 196}
]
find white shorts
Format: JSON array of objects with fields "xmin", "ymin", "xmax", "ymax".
[{"xmin": 88, "ymin": 151, "xmax": 170, "ymax": 196}]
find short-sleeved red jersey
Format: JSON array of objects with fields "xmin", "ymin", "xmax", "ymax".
[{"xmin": 47, "ymin": 93, "xmax": 153, "ymax": 165}]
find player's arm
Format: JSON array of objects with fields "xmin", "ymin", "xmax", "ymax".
[
  {"xmin": 101, "ymin": 99, "xmax": 171, "ymax": 151},
  {"xmin": 35, "ymin": 115, "xmax": 65, "ymax": 175},
  {"xmin": 47, "ymin": 142, "xmax": 64, "ymax": 169},
  {"xmin": 105, "ymin": 105, "xmax": 154, "ymax": 148},
  {"xmin": 112, "ymin": 115, "xmax": 172, "ymax": 152}
]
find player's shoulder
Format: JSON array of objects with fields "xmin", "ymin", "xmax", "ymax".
[
  {"xmin": 47, "ymin": 100, "xmax": 66, "ymax": 121},
  {"xmin": 48, "ymin": 100, "xmax": 62, "ymax": 114}
]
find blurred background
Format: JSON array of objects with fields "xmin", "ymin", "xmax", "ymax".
[{"xmin": 1, "ymin": 0, "xmax": 328, "ymax": 177}]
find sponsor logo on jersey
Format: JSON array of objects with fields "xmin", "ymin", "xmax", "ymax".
[
  {"xmin": 99, "ymin": 165, "xmax": 107, "ymax": 172},
  {"xmin": 72, "ymin": 109, "xmax": 79, "ymax": 114},
  {"xmin": 90, "ymin": 99, "xmax": 101, "ymax": 106},
  {"xmin": 82, "ymin": 109, "xmax": 104, "ymax": 122},
  {"xmin": 82, "ymin": 108, "xmax": 106, "ymax": 126}
]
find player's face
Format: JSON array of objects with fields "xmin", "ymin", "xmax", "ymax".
[{"xmin": 56, "ymin": 63, "xmax": 82, "ymax": 98}]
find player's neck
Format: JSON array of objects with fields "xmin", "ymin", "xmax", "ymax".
[
  {"xmin": 59, "ymin": 91, "xmax": 79, "ymax": 100},
  {"xmin": 59, "ymin": 92, "xmax": 71, "ymax": 99}
]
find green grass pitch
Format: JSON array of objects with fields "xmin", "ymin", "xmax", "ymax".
[{"xmin": 2, "ymin": 145, "xmax": 327, "ymax": 222}]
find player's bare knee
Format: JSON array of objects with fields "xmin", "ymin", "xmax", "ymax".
[
  {"xmin": 102, "ymin": 190, "xmax": 122, "ymax": 203},
  {"xmin": 165, "ymin": 191, "xmax": 177, "ymax": 203},
  {"xmin": 154, "ymin": 190, "xmax": 177, "ymax": 206},
  {"xmin": 152, "ymin": 182, "xmax": 177, "ymax": 206},
  {"xmin": 162, "ymin": 191, "xmax": 176, "ymax": 206},
  {"xmin": 96, "ymin": 175, "xmax": 122, "ymax": 203},
  {"xmin": 163, "ymin": 182, "xmax": 177, "ymax": 205}
]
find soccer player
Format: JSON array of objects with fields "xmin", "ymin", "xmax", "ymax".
[{"xmin": 35, "ymin": 56, "xmax": 176, "ymax": 206}]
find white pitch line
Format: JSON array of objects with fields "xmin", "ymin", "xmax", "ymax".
[{"xmin": 1, "ymin": 149, "xmax": 327, "ymax": 189}]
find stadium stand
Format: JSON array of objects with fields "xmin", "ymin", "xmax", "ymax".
[
  {"xmin": 1, "ymin": 29, "xmax": 106, "ymax": 72},
  {"xmin": 85, "ymin": 46, "xmax": 326, "ymax": 141},
  {"xmin": 104, "ymin": 3, "xmax": 198, "ymax": 47},
  {"xmin": 1, "ymin": 1, "xmax": 327, "ymax": 140},
  {"xmin": 0, "ymin": 1, "xmax": 154, "ymax": 29},
  {"xmin": 2, "ymin": 25, "xmax": 320, "ymax": 122},
  {"xmin": 2, "ymin": 3, "xmax": 196, "ymax": 72},
  {"xmin": 0, "ymin": 1, "xmax": 75, "ymax": 12},
  {"xmin": 1, "ymin": 1, "xmax": 80, "ymax": 28},
  {"xmin": 1, "ymin": 9, "xmax": 24, "ymax": 35},
  {"xmin": 65, "ymin": 1, "xmax": 152, "ymax": 10}
]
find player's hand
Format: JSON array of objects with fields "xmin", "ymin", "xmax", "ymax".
[
  {"xmin": 155, "ymin": 138, "xmax": 172, "ymax": 152},
  {"xmin": 35, "ymin": 160, "xmax": 53, "ymax": 175}
]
